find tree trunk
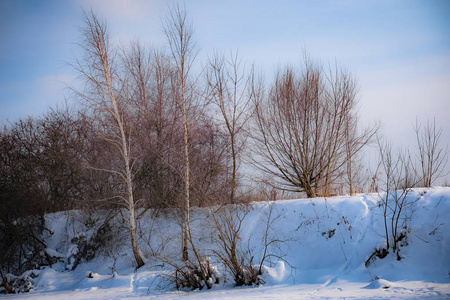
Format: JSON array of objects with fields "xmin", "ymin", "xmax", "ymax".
[
  {"xmin": 181, "ymin": 65, "xmax": 190, "ymax": 262},
  {"xmin": 181, "ymin": 98, "xmax": 190, "ymax": 261},
  {"xmin": 102, "ymin": 36, "xmax": 145, "ymax": 269},
  {"xmin": 129, "ymin": 201, "xmax": 145, "ymax": 268}
]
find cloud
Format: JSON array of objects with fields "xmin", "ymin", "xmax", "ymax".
[
  {"xmin": 75, "ymin": 0, "xmax": 159, "ymax": 21},
  {"xmin": 74, "ymin": 0, "xmax": 165, "ymax": 48}
]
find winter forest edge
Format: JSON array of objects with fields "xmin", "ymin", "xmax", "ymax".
[{"xmin": 1, "ymin": 6, "xmax": 449, "ymax": 298}]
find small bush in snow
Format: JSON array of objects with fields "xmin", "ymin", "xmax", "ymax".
[
  {"xmin": 365, "ymin": 247, "xmax": 389, "ymax": 267},
  {"xmin": 0, "ymin": 270, "xmax": 38, "ymax": 294},
  {"xmin": 85, "ymin": 271, "xmax": 94, "ymax": 278},
  {"xmin": 65, "ymin": 219, "xmax": 115, "ymax": 270},
  {"xmin": 236, "ymin": 262, "xmax": 264, "ymax": 286},
  {"xmin": 66, "ymin": 233, "xmax": 93, "ymax": 270},
  {"xmin": 212, "ymin": 204, "xmax": 288, "ymax": 286},
  {"xmin": 173, "ymin": 259, "xmax": 220, "ymax": 290}
]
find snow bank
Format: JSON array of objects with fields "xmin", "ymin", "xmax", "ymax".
[
  {"xmin": 1, "ymin": 187, "xmax": 449, "ymax": 299},
  {"xmin": 363, "ymin": 278, "xmax": 392, "ymax": 289},
  {"xmin": 260, "ymin": 261, "xmax": 287, "ymax": 284}
]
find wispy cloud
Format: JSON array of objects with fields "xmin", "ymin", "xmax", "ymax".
[{"xmin": 75, "ymin": 0, "xmax": 159, "ymax": 21}]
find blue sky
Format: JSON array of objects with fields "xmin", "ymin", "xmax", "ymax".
[{"xmin": 1, "ymin": 0, "xmax": 449, "ymax": 154}]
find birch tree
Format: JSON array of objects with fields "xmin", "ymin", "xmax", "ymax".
[
  {"xmin": 163, "ymin": 4, "xmax": 198, "ymax": 261},
  {"xmin": 74, "ymin": 11, "xmax": 144, "ymax": 268}
]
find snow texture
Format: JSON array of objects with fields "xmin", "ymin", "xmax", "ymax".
[{"xmin": 1, "ymin": 187, "xmax": 449, "ymax": 299}]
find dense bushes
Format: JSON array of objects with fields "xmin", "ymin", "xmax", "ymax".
[
  {"xmin": 0, "ymin": 102, "xmax": 232, "ymax": 275},
  {"xmin": 0, "ymin": 215, "xmax": 49, "ymax": 275}
]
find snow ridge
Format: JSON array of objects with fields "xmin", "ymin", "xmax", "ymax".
[{"xmin": 2, "ymin": 187, "xmax": 449, "ymax": 299}]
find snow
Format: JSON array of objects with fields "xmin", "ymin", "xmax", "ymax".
[
  {"xmin": 44, "ymin": 248, "xmax": 65, "ymax": 259},
  {"xmin": 363, "ymin": 278, "xmax": 392, "ymax": 289},
  {"xmin": 261, "ymin": 261, "xmax": 287, "ymax": 284},
  {"xmin": 1, "ymin": 187, "xmax": 450, "ymax": 299}
]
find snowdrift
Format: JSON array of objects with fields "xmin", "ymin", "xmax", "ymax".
[{"xmin": 1, "ymin": 187, "xmax": 449, "ymax": 299}]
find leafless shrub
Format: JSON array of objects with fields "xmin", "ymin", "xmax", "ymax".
[
  {"xmin": 374, "ymin": 137, "xmax": 421, "ymax": 260},
  {"xmin": 0, "ymin": 215, "xmax": 50, "ymax": 276},
  {"xmin": 211, "ymin": 205, "xmax": 254, "ymax": 286},
  {"xmin": 211, "ymin": 203, "xmax": 290, "ymax": 286},
  {"xmin": 158, "ymin": 235, "xmax": 220, "ymax": 290},
  {"xmin": 414, "ymin": 118, "xmax": 448, "ymax": 187},
  {"xmin": 255, "ymin": 203, "xmax": 291, "ymax": 272},
  {"xmin": 173, "ymin": 258, "xmax": 219, "ymax": 290},
  {"xmin": 64, "ymin": 210, "xmax": 121, "ymax": 270}
]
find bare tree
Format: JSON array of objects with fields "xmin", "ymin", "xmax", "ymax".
[
  {"xmin": 73, "ymin": 11, "xmax": 144, "ymax": 268},
  {"xmin": 375, "ymin": 137, "xmax": 419, "ymax": 259},
  {"xmin": 343, "ymin": 110, "xmax": 366, "ymax": 195},
  {"xmin": 251, "ymin": 56, "xmax": 377, "ymax": 198},
  {"xmin": 211, "ymin": 203, "xmax": 290, "ymax": 286},
  {"xmin": 212, "ymin": 206, "xmax": 250, "ymax": 285},
  {"xmin": 0, "ymin": 107, "xmax": 99, "ymax": 275},
  {"xmin": 163, "ymin": 4, "xmax": 198, "ymax": 261},
  {"xmin": 0, "ymin": 118, "xmax": 49, "ymax": 276},
  {"xmin": 207, "ymin": 51, "xmax": 252, "ymax": 203},
  {"xmin": 414, "ymin": 118, "xmax": 448, "ymax": 187}
]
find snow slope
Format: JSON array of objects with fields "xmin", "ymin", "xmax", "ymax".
[{"xmin": 2, "ymin": 187, "xmax": 450, "ymax": 299}]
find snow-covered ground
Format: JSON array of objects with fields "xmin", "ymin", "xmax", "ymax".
[{"xmin": 2, "ymin": 187, "xmax": 450, "ymax": 299}]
